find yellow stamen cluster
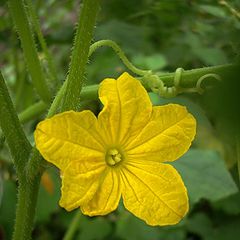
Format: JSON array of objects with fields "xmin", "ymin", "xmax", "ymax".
[{"xmin": 106, "ymin": 148, "xmax": 122, "ymax": 166}]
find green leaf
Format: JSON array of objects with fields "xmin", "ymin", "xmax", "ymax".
[
  {"xmin": 76, "ymin": 216, "xmax": 111, "ymax": 240},
  {"xmin": 172, "ymin": 149, "xmax": 238, "ymax": 204}
]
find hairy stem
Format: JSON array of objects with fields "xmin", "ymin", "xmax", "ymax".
[
  {"xmin": 61, "ymin": 0, "xmax": 100, "ymax": 111},
  {"xmin": 8, "ymin": 0, "xmax": 51, "ymax": 103},
  {"xmin": 12, "ymin": 174, "xmax": 42, "ymax": 240},
  {"xmin": 0, "ymin": 72, "xmax": 31, "ymax": 175},
  {"xmin": 25, "ymin": 0, "xmax": 58, "ymax": 90}
]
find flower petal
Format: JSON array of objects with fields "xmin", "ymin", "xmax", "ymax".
[
  {"xmin": 121, "ymin": 161, "xmax": 188, "ymax": 226},
  {"xmin": 81, "ymin": 168, "xmax": 121, "ymax": 216},
  {"xmin": 126, "ymin": 104, "xmax": 196, "ymax": 162},
  {"xmin": 60, "ymin": 161, "xmax": 106, "ymax": 211},
  {"xmin": 98, "ymin": 72, "xmax": 152, "ymax": 145},
  {"xmin": 34, "ymin": 110, "xmax": 105, "ymax": 169}
]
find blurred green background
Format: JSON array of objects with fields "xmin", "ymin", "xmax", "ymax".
[{"xmin": 0, "ymin": 0, "xmax": 240, "ymax": 239}]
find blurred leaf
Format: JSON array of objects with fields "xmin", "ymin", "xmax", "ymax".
[
  {"xmin": 115, "ymin": 212, "xmax": 159, "ymax": 240},
  {"xmin": 36, "ymin": 168, "xmax": 61, "ymax": 222},
  {"xmin": 157, "ymin": 225, "xmax": 186, "ymax": 240},
  {"xmin": 149, "ymin": 94, "xmax": 212, "ymax": 129},
  {"xmin": 133, "ymin": 54, "xmax": 167, "ymax": 70},
  {"xmin": 95, "ymin": 20, "xmax": 148, "ymax": 54},
  {"xmin": 172, "ymin": 149, "xmax": 238, "ymax": 204},
  {"xmin": 213, "ymin": 217, "xmax": 240, "ymax": 240},
  {"xmin": 213, "ymin": 191, "xmax": 240, "ymax": 215},
  {"xmin": 186, "ymin": 213, "xmax": 214, "ymax": 240},
  {"xmin": 193, "ymin": 48, "xmax": 228, "ymax": 65},
  {"xmin": 198, "ymin": 5, "xmax": 227, "ymax": 18},
  {"xmin": 77, "ymin": 216, "xmax": 111, "ymax": 240},
  {"xmin": 87, "ymin": 50, "xmax": 123, "ymax": 85}
]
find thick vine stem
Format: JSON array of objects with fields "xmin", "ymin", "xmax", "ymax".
[
  {"xmin": 61, "ymin": 0, "xmax": 100, "ymax": 111},
  {"xmin": 156, "ymin": 64, "xmax": 234, "ymax": 88},
  {"xmin": 12, "ymin": 173, "xmax": 42, "ymax": 240},
  {"xmin": 8, "ymin": 0, "xmax": 51, "ymax": 103},
  {"xmin": 0, "ymin": 72, "xmax": 31, "ymax": 176}
]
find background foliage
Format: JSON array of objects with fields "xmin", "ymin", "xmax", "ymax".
[{"xmin": 0, "ymin": 0, "xmax": 240, "ymax": 239}]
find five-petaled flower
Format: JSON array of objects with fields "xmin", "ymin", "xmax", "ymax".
[{"xmin": 34, "ymin": 72, "xmax": 196, "ymax": 226}]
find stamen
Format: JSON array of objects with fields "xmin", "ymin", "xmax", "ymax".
[{"xmin": 106, "ymin": 148, "xmax": 123, "ymax": 166}]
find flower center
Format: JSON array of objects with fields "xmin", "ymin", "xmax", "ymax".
[{"xmin": 105, "ymin": 148, "xmax": 123, "ymax": 166}]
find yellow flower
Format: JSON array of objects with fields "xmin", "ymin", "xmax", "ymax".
[{"xmin": 34, "ymin": 72, "xmax": 196, "ymax": 226}]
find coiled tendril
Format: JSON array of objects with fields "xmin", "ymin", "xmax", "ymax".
[{"xmin": 142, "ymin": 68, "xmax": 221, "ymax": 98}]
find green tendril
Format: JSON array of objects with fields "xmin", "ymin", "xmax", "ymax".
[
  {"xmin": 89, "ymin": 40, "xmax": 151, "ymax": 76},
  {"xmin": 142, "ymin": 68, "xmax": 222, "ymax": 98},
  {"xmin": 196, "ymin": 73, "xmax": 222, "ymax": 94}
]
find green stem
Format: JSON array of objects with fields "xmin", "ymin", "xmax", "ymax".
[
  {"xmin": 15, "ymin": 71, "xmax": 27, "ymax": 109},
  {"xmin": 61, "ymin": 0, "xmax": 100, "ymax": 111},
  {"xmin": 17, "ymin": 83, "xmax": 99, "ymax": 123},
  {"xmin": 8, "ymin": 0, "xmax": 51, "ymax": 103},
  {"xmin": 25, "ymin": 0, "xmax": 58, "ymax": 90},
  {"xmin": 89, "ymin": 40, "xmax": 151, "ymax": 76},
  {"xmin": 12, "ymin": 173, "xmax": 42, "ymax": 240},
  {"xmin": 0, "ymin": 72, "xmax": 31, "ymax": 175},
  {"xmin": 63, "ymin": 211, "xmax": 82, "ymax": 240},
  {"xmin": 157, "ymin": 64, "xmax": 234, "ymax": 88},
  {"xmin": 19, "ymin": 101, "xmax": 48, "ymax": 124},
  {"xmin": 47, "ymin": 80, "xmax": 67, "ymax": 117},
  {"xmin": 11, "ymin": 31, "xmax": 20, "ymax": 82},
  {"xmin": 80, "ymin": 84, "xmax": 99, "ymax": 101}
]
